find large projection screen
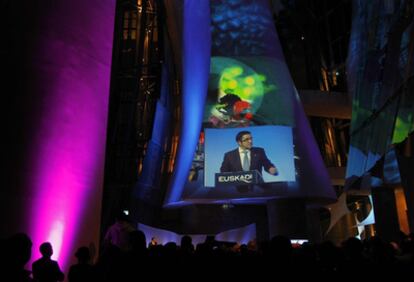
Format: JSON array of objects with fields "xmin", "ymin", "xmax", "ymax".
[
  {"xmin": 181, "ymin": 0, "xmax": 297, "ymax": 201},
  {"xmin": 164, "ymin": 0, "xmax": 335, "ymax": 206}
]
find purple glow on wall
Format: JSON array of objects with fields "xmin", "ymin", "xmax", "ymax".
[{"xmin": 25, "ymin": 0, "xmax": 116, "ymax": 270}]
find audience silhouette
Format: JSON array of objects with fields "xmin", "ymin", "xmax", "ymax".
[
  {"xmin": 104, "ymin": 211, "xmax": 136, "ymax": 252},
  {"xmin": 68, "ymin": 246, "xmax": 96, "ymax": 282},
  {"xmin": 4, "ymin": 230, "xmax": 414, "ymax": 281},
  {"xmin": 32, "ymin": 242, "xmax": 64, "ymax": 282},
  {"xmin": 2, "ymin": 233, "xmax": 33, "ymax": 281}
]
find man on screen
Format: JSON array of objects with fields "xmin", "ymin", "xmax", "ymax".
[{"xmin": 220, "ymin": 130, "xmax": 278, "ymax": 175}]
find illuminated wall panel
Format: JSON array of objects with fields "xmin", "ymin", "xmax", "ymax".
[{"xmin": 15, "ymin": 0, "xmax": 117, "ymax": 271}]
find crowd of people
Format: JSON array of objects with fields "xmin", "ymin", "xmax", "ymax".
[{"xmin": 2, "ymin": 213, "xmax": 414, "ymax": 281}]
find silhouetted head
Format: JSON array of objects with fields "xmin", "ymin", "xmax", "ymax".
[
  {"xmin": 270, "ymin": 235, "xmax": 292, "ymax": 258},
  {"xmin": 75, "ymin": 246, "xmax": 90, "ymax": 262},
  {"xmin": 181, "ymin": 235, "xmax": 192, "ymax": 247},
  {"xmin": 39, "ymin": 242, "xmax": 53, "ymax": 258},
  {"xmin": 342, "ymin": 237, "xmax": 363, "ymax": 258},
  {"xmin": 129, "ymin": 230, "xmax": 147, "ymax": 252},
  {"xmin": 6, "ymin": 233, "xmax": 32, "ymax": 268}
]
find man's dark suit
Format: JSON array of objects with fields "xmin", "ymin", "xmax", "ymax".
[{"xmin": 220, "ymin": 147, "xmax": 275, "ymax": 174}]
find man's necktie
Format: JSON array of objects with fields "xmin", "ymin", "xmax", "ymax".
[{"xmin": 242, "ymin": 150, "xmax": 249, "ymax": 171}]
